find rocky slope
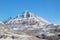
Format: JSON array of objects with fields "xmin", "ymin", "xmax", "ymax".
[
  {"xmin": 0, "ymin": 22, "xmax": 40, "ymax": 40},
  {"xmin": 4, "ymin": 11, "xmax": 50, "ymax": 31},
  {"xmin": 2, "ymin": 10, "xmax": 60, "ymax": 40}
]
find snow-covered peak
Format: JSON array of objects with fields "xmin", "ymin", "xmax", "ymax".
[
  {"xmin": 5, "ymin": 11, "xmax": 49, "ymax": 24},
  {"xmin": 4, "ymin": 11, "xmax": 51, "ymax": 31}
]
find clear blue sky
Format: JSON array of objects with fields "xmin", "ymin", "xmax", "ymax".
[{"xmin": 0, "ymin": 0, "xmax": 60, "ymax": 24}]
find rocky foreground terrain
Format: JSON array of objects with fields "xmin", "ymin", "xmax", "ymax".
[
  {"xmin": 0, "ymin": 22, "xmax": 40, "ymax": 40},
  {"xmin": 0, "ymin": 11, "xmax": 60, "ymax": 40}
]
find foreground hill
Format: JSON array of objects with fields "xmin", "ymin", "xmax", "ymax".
[{"xmin": 0, "ymin": 22, "xmax": 40, "ymax": 40}]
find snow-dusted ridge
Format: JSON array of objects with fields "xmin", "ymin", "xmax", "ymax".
[
  {"xmin": 2, "ymin": 11, "xmax": 53, "ymax": 31},
  {"xmin": 3, "ymin": 11, "xmax": 60, "ymax": 32},
  {"xmin": 29, "ymin": 12, "xmax": 50, "ymax": 24}
]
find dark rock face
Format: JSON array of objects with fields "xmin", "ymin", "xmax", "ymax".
[{"xmin": 57, "ymin": 34, "xmax": 60, "ymax": 40}]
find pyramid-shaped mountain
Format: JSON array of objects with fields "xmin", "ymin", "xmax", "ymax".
[
  {"xmin": 1, "ymin": 11, "xmax": 60, "ymax": 40},
  {"xmin": 4, "ymin": 11, "xmax": 51, "ymax": 31}
]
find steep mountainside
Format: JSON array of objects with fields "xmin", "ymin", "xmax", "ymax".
[
  {"xmin": 1, "ymin": 10, "xmax": 60, "ymax": 40},
  {"xmin": 4, "ymin": 11, "xmax": 50, "ymax": 31}
]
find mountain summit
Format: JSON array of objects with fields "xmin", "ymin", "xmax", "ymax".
[
  {"xmin": 23, "ymin": 10, "xmax": 30, "ymax": 17},
  {"xmin": 4, "ymin": 11, "xmax": 50, "ymax": 30}
]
